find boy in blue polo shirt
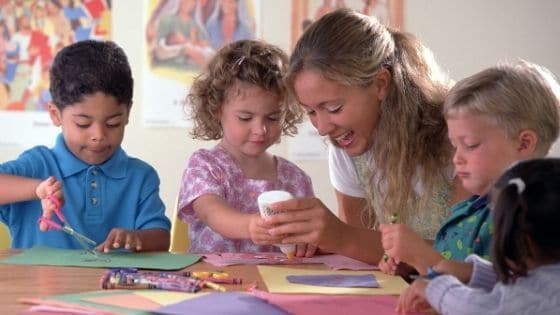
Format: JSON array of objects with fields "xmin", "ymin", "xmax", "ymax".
[{"xmin": 0, "ymin": 40, "xmax": 171, "ymax": 252}]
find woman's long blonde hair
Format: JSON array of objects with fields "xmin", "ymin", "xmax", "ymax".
[{"xmin": 286, "ymin": 8, "xmax": 453, "ymax": 225}]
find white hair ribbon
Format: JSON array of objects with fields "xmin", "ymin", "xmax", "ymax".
[
  {"xmin": 508, "ymin": 178, "xmax": 526, "ymax": 194},
  {"xmin": 235, "ymin": 56, "xmax": 246, "ymax": 66}
]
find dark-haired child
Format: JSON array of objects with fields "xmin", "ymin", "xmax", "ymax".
[{"xmin": 0, "ymin": 40, "xmax": 170, "ymax": 252}]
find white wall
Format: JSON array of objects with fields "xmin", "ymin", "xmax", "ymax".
[{"xmin": 1, "ymin": 0, "xmax": 559, "ymax": 218}]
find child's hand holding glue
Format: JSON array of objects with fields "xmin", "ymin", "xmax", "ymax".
[{"xmin": 258, "ymin": 190, "xmax": 317, "ymax": 259}]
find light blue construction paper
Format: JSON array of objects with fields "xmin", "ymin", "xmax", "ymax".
[{"xmin": 1, "ymin": 246, "xmax": 201, "ymax": 270}]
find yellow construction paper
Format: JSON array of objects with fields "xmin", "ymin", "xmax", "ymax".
[
  {"xmin": 133, "ymin": 290, "xmax": 208, "ymax": 305},
  {"xmin": 258, "ymin": 266, "xmax": 408, "ymax": 295}
]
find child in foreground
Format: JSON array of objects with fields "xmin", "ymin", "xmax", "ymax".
[
  {"xmin": 379, "ymin": 60, "xmax": 560, "ymax": 277},
  {"xmin": 0, "ymin": 40, "xmax": 170, "ymax": 252},
  {"xmin": 398, "ymin": 158, "xmax": 560, "ymax": 314},
  {"xmin": 178, "ymin": 39, "xmax": 315, "ymax": 256}
]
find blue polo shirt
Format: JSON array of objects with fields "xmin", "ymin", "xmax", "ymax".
[
  {"xmin": 433, "ymin": 195, "xmax": 493, "ymax": 261},
  {"xmin": 0, "ymin": 134, "xmax": 170, "ymax": 249}
]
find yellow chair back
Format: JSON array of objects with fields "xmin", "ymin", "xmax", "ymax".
[
  {"xmin": 168, "ymin": 196, "xmax": 190, "ymax": 253},
  {"xmin": 0, "ymin": 223, "xmax": 10, "ymax": 249}
]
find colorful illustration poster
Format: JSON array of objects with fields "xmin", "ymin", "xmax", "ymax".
[
  {"xmin": 143, "ymin": 0, "xmax": 260, "ymax": 127},
  {"xmin": 291, "ymin": 0, "xmax": 404, "ymax": 49},
  {"xmin": 0, "ymin": 0, "xmax": 112, "ymax": 149}
]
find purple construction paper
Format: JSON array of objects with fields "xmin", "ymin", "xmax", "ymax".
[
  {"xmin": 286, "ymin": 274, "xmax": 379, "ymax": 288},
  {"xmin": 154, "ymin": 292, "xmax": 288, "ymax": 315}
]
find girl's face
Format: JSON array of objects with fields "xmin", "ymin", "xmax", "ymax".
[
  {"xmin": 48, "ymin": 92, "xmax": 130, "ymax": 165},
  {"xmin": 293, "ymin": 69, "xmax": 384, "ymax": 156},
  {"xmin": 218, "ymin": 82, "xmax": 283, "ymax": 161},
  {"xmin": 447, "ymin": 112, "xmax": 528, "ymax": 196}
]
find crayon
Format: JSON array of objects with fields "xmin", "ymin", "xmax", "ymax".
[
  {"xmin": 198, "ymin": 277, "xmax": 242, "ymax": 284},
  {"xmin": 155, "ymin": 280, "xmax": 203, "ymax": 292},
  {"xmin": 183, "ymin": 271, "xmax": 229, "ymax": 279},
  {"xmin": 182, "ymin": 270, "xmax": 242, "ymax": 283},
  {"xmin": 103, "ymin": 282, "xmax": 154, "ymax": 290},
  {"xmin": 203, "ymin": 280, "xmax": 226, "ymax": 292}
]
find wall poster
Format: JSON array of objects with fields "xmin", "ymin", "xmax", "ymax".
[
  {"xmin": 0, "ymin": 0, "xmax": 112, "ymax": 149},
  {"xmin": 143, "ymin": 0, "xmax": 260, "ymax": 127}
]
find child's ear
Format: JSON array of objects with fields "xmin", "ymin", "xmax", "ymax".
[
  {"xmin": 47, "ymin": 103, "xmax": 62, "ymax": 126},
  {"xmin": 517, "ymin": 129, "xmax": 538, "ymax": 156},
  {"xmin": 372, "ymin": 68, "xmax": 391, "ymax": 101},
  {"xmin": 124, "ymin": 104, "xmax": 132, "ymax": 125}
]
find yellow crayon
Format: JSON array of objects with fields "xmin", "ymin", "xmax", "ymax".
[{"xmin": 204, "ymin": 280, "xmax": 226, "ymax": 292}]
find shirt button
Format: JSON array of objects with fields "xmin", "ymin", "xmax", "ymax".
[
  {"xmin": 91, "ymin": 197, "xmax": 98, "ymax": 205},
  {"xmin": 91, "ymin": 181, "xmax": 97, "ymax": 189},
  {"xmin": 92, "ymin": 170, "xmax": 97, "ymax": 176}
]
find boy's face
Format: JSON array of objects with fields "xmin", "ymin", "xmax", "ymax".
[
  {"xmin": 48, "ymin": 92, "xmax": 130, "ymax": 165},
  {"xmin": 447, "ymin": 112, "xmax": 528, "ymax": 196}
]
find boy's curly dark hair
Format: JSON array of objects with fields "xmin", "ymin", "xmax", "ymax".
[
  {"xmin": 49, "ymin": 40, "xmax": 133, "ymax": 110},
  {"xmin": 188, "ymin": 39, "xmax": 303, "ymax": 140}
]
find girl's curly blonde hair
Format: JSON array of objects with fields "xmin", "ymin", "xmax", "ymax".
[{"xmin": 188, "ymin": 39, "xmax": 304, "ymax": 140}]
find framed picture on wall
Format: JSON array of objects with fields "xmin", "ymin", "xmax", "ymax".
[
  {"xmin": 143, "ymin": 0, "xmax": 261, "ymax": 128},
  {"xmin": 290, "ymin": 0, "xmax": 404, "ymax": 50},
  {"xmin": 0, "ymin": 0, "xmax": 112, "ymax": 149}
]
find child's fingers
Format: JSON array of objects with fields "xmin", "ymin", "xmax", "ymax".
[
  {"xmin": 295, "ymin": 244, "xmax": 307, "ymax": 257},
  {"xmin": 254, "ymin": 230, "xmax": 282, "ymax": 244},
  {"xmin": 102, "ymin": 229, "xmax": 123, "ymax": 252},
  {"xmin": 112, "ymin": 231, "xmax": 126, "ymax": 249},
  {"xmin": 39, "ymin": 221, "xmax": 49, "ymax": 232},
  {"xmin": 379, "ymin": 257, "xmax": 398, "ymax": 275},
  {"xmin": 378, "ymin": 258, "xmax": 393, "ymax": 274},
  {"xmin": 39, "ymin": 199, "xmax": 56, "ymax": 231},
  {"xmin": 124, "ymin": 233, "xmax": 142, "ymax": 251},
  {"xmin": 95, "ymin": 242, "xmax": 106, "ymax": 252},
  {"xmin": 304, "ymin": 244, "xmax": 317, "ymax": 257}
]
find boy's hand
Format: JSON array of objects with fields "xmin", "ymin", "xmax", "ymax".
[
  {"xmin": 397, "ymin": 279, "xmax": 432, "ymax": 313},
  {"xmin": 378, "ymin": 255, "xmax": 399, "ymax": 275},
  {"xmin": 36, "ymin": 177, "xmax": 64, "ymax": 231},
  {"xmin": 248, "ymin": 214, "xmax": 282, "ymax": 245},
  {"xmin": 98, "ymin": 228, "xmax": 142, "ymax": 253},
  {"xmin": 380, "ymin": 223, "xmax": 436, "ymax": 272}
]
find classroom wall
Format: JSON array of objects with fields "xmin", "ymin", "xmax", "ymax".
[{"xmin": 1, "ymin": 0, "xmax": 559, "ymax": 218}]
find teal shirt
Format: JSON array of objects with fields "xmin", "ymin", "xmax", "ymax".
[{"xmin": 433, "ymin": 195, "xmax": 492, "ymax": 261}]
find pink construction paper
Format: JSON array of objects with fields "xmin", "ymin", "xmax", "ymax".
[
  {"xmin": 251, "ymin": 289, "xmax": 425, "ymax": 315},
  {"xmin": 19, "ymin": 298, "xmax": 115, "ymax": 315},
  {"xmin": 203, "ymin": 253, "xmax": 377, "ymax": 270}
]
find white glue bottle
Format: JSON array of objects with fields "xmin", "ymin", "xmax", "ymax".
[{"xmin": 257, "ymin": 190, "xmax": 296, "ymax": 259}]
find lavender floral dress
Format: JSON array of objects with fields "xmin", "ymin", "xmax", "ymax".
[{"xmin": 178, "ymin": 145, "xmax": 314, "ymax": 253}]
